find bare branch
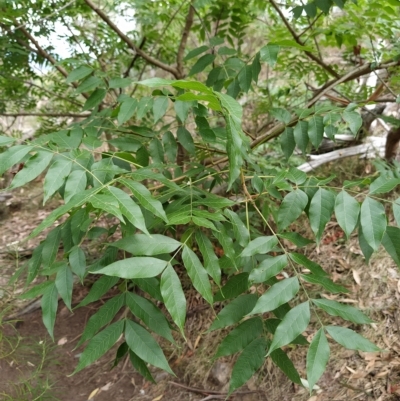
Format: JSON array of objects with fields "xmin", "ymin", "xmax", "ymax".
[
  {"xmin": 269, "ymin": 0, "xmax": 340, "ymax": 78},
  {"xmin": 123, "ymin": 36, "xmax": 146, "ymax": 78},
  {"xmin": 84, "ymin": 0, "xmax": 180, "ymax": 78},
  {"xmin": 176, "ymin": 3, "xmax": 195, "ymax": 78}
]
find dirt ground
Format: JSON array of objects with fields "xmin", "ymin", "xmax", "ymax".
[{"xmin": 1, "ymin": 176, "xmax": 400, "ymax": 401}]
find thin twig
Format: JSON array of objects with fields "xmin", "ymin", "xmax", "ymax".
[
  {"xmin": 176, "ymin": 3, "xmax": 195, "ymax": 78},
  {"xmin": 84, "ymin": 0, "xmax": 180, "ymax": 78},
  {"xmin": 269, "ymin": 0, "xmax": 339, "ymax": 78}
]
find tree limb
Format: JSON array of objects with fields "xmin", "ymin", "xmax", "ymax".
[
  {"xmin": 269, "ymin": 0, "xmax": 340, "ymax": 78},
  {"xmin": 176, "ymin": 3, "xmax": 195, "ymax": 78},
  {"xmin": 84, "ymin": 0, "xmax": 180, "ymax": 78}
]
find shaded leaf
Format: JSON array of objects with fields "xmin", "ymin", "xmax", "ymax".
[
  {"xmin": 210, "ymin": 294, "xmax": 258, "ymax": 331},
  {"xmin": 125, "ymin": 320, "xmax": 174, "ymax": 375},
  {"xmin": 360, "ymin": 197, "xmax": 386, "ymax": 251},
  {"xmin": 74, "ymin": 320, "xmax": 124, "ymax": 373}
]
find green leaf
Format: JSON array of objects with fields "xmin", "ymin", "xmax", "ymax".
[
  {"xmin": 108, "ymin": 186, "xmax": 149, "ymax": 234},
  {"xmin": 214, "ymin": 273, "xmax": 249, "ymax": 301},
  {"xmin": 268, "ymin": 301, "xmax": 310, "ymax": 355},
  {"xmin": 29, "ymin": 188, "xmax": 98, "ymax": 240},
  {"xmin": 129, "ymin": 350, "xmax": 156, "ymax": 383},
  {"xmin": 343, "ymin": 110, "xmax": 362, "ymax": 135},
  {"xmin": 280, "ymin": 127, "xmax": 295, "ymax": 160},
  {"xmin": 286, "ymin": 167, "xmax": 307, "ymax": 185},
  {"xmin": 74, "ymin": 320, "xmax": 125, "ymax": 373},
  {"xmin": 0, "ymin": 145, "xmax": 33, "ymax": 176},
  {"xmin": 92, "ymin": 257, "xmax": 167, "ymax": 279},
  {"xmin": 161, "ymin": 263, "xmax": 186, "ymax": 335},
  {"xmin": 241, "ymin": 235, "xmax": 278, "ymax": 257},
  {"xmin": 306, "ymin": 329, "xmax": 330, "ymax": 390},
  {"xmin": 224, "ymin": 209, "xmax": 249, "ymax": 247},
  {"xmin": 393, "ymin": 198, "xmax": 400, "ymax": 226},
  {"xmin": 69, "ymin": 246, "xmax": 86, "ymax": 281},
  {"xmin": 42, "ymin": 226, "xmax": 61, "ymax": 268},
  {"xmin": 251, "ymin": 52, "xmax": 261, "ymax": 83},
  {"xmin": 301, "ymin": 274, "xmax": 349, "ymax": 293},
  {"xmin": 382, "ymin": 226, "xmax": 400, "ymax": 267},
  {"xmin": 210, "ymin": 294, "xmax": 258, "ymax": 331},
  {"xmin": 309, "ymin": 188, "xmax": 335, "ymax": 243},
  {"xmin": 64, "ymin": 169, "xmax": 87, "ymax": 203},
  {"xmin": 118, "ymin": 98, "xmax": 138, "ymax": 124},
  {"xmin": 10, "ymin": 150, "xmax": 53, "ymax": 189},
  {"xmin": 259, "ymin": 44, "xmax": 280, "ymax": 66},
  {"xmin": 20, "ymin": 280, "xmax": 53, "ymax": 299},
  {"xmin": 133, "ymin": 277, "xmax": 163, "ymax": 302},
  {"xmin": 195, "ymin": 231, "xmax": 221, "ymax": 285},
  {"xmin": 177, "ymin": 126, "xmax": 195, "ymax": 154},
  {"xmin": 312, "ymin": 299, "xmax": 372, "ymax": 324},
  {"xmin": 90, "ymin": 194, "xmax": 125, "ymax": 222},
  {"xmin": 315, "ymin": 0, "xmax": 332, "ymax": 13},
  {"xmin": 137, "ymin": 78, "xmax": 174, "ymax": 87},
  {"xmin": 369, "ymin": 175, "xmax": 400, "ymax": 195},
  {"xmin": 358, "ymin": 224, "xmax": 374, "ymax": 263},
  {"xmin": 294, "ymin": 120, "xmax": 309, "ymax": 154},
  {"xmin": 109, "ymin": 77, "xmax": 132, "ymax": 89},
  {"xmin": 163, "ymin": 131, "xmax": 178, "ymax": 162},
  {"xmin": 184, "ymin": 45, "xmax": 209, "ymax": 61},
  {"xmin": 308, "ymin": 115, "xmax": 324, "ymax": 148},
  {"xmin": 215, "ymin": 318, "xmax": 263, "ymax": 358},
  {"xmin": 83, "ymin": 88, "xmax": 106, "ymax": 111},
  {"xmin": 326, "ymin": 326, "xmax": 380, "ymax": 351},
  {"xmin": 76, "ymin": 76, "xmax": 102, "ymax": 93},
  {"xmin": 238, "ymin": 65, "xmax": 252, "ymax": 92},
  {"xmin": 182, "ymin": 246, "xmax": 213, "ymax": 304},
  {"xmin": 304, "ymin": 2, "xmax": 317, "ymax": 17},
  {"xmin": 78, "ymin": 276, "xmax": 120, "ymax": 307},
  {"xmin": 27, "ymin": 243, "xmax": 44, "ymax": 284},
  {"xmin": 277, "ymin": 189, "xmax": 308, "ymax": 231},
  {"xmin": 188, "ymin": 54, "xmax": 216, "ymax": 76},
  {"xmin": 125, "ymin": 320, "xmax": 174, "ymax": 375},
  {"xmin": 249, "ymin": 277, "xmax": 299, "ymax": 315},
  {"xmin": 0, "ymin": 135, "xmax": 15, "ymax": 145},
  {"xmin": 113, "ymin": 342, "xmax": 129, "ymax": 368},
  {"xmin": 249, "ymin": 255, "xmax": 288, "ymax": 283},
  {"xmin": 78, "ymin": 294, "xmax": 125, "ymax": 347},
  {"xmin": 66, "ymin": 65, "xmax": 93, "ymax": 83},
  {"xmin": 153, "ymin": 96, "xmax": 169, "ymax": 123},
  {"xmin": 270, "ymin": 348, "xmax": 302, "ymax": 385},
  {"xmin": 360, "ymin": 197, "xmax": 386, "ymax": 251},
  {"xmin": 228, "ymin": 338, "xmax": 267, "ymax": 395},
  {"xmin": 41, "ymin": 282, "xmax": 58, "ymax": 340},
  {"xmin": 55, "ymin": 263, "xmax": 73, "ymax": 311},
  {"xmin": 289, "ymin": 253, "xmax": 327, "ymax": 277},
  {"xmin": 335, "ymin": 191, "xmax": 360, "ymax": 238},
  {"xmin": 174, "ymin": 100, "xmax": 192, "ymax": 123},
  {"xmin": 270, "ymin": 108, "xmax": 292, "ymax": 124},
  {"xmin": 120, "ymin": 178, "xmax": 168, "ymax": 223},
  {"xmin": 43, "ymin": 157, "xmax": 73, "ymax": 203},
  {"xmin": 126, "ymin": 292, "xmax": 174, "ymax": 343},
  {"xmin": 278, "ymin": 232, "xmax": 313, "ymax": 248},
  {"xmin": 112, "ymin": 234, "xmax": 181, "ymax": 256}
]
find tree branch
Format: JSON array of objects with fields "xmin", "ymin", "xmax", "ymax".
[
  {"xmin": 84, "ymin": 0, "xmax": 180, "ymax": 78},
  {"xmin": 123, "ymin": 36, "xmax": 146, "ymax": 78},
  {"xmin": 176, "ymin": 3, "xmax": 195, "ymax": 78},
  {"xmin": 269, "ymin": 0, "xmax": 340, "ymax": 79}
]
